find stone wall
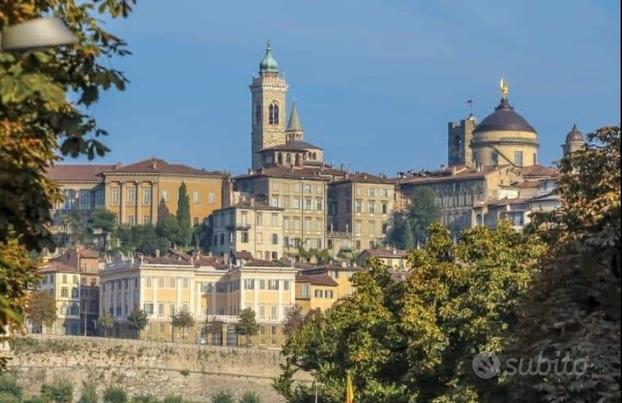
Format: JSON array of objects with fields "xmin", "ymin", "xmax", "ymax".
[{"xmin": 7, "ymin": 335, "xmax": 310, "ymax": 402}]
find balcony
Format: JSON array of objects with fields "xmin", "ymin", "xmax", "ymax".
[{"xmin": 225, "ymin": 223, "xmax": 251, "ymax": 231}]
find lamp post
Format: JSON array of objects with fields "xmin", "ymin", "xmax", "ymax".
[{"xmin": 0, "ymin": 17, "xmax": 77, "ymax": 52}]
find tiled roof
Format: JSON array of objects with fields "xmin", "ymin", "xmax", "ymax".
[
  {"xmin": 78, "ymin": 248, "xmax": 100, "ymax": 259},
  {"xmin": 40, "ymin": 261, "xmax": 78, "ymax": 273},
  {"xmin": 518, "ymin": 164, "xmax": 556, "ymax": 178},
  {"xmin": 295, "ymin": 274, "xmax": 338, "ymax": 287},
  {"xmin": 236, "ymin": 166, "xmax": 339, "ymax": 181},
  {"xmin": 394, "ymin": 166, "xmax": 499, "ymax": 185},
  {"xmin": 332, "ymin": 172, "xmax": 393, "ymax": 185},
  {"xmin": 103, "ymin": 158, "xmax": 223, "ymax": 177},
  {"xmin": 233, "ymin": 250, "xmax": 254, "ymax": 260},
  {"xmin": 46, "ymin": 164, "xmax": 113, "ymax": 182},
  {"xmin": 244, "ymin": 259, "xmax": 289, "ymax": 268},
  {"xmin": 262, "ymin": 140, "xmax": 322, "ymax": 151},
  {"xmin": 513, "ymin": 180, "xmax": 540, "ymax": 189},
  {"xmin": 362, "ymin": 248, "xmax": 408, "ymax": 258}
]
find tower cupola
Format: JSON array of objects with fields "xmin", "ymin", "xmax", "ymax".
[{"xmin": 259, "ymin": 41, "xmax": 279, "ymax": 74}]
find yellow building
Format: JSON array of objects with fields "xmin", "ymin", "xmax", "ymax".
[
  {"xmin": 38, "ymin": 261, "xmax": 82, "ymax": 335},
  {"xmin": 356, "ymin": 248, "xmax": 408, "ymax": 269},
  {"xmin": 234, "ymin": 167, "xmax": 330, "ymax": 256},
  {"xmin": 295, "ymin": 273, "xmax": 338, "ymax": 315},
  {"xmin": 210, "ymin": 198, "xmax": 284, "ymax": 261},
  {"xmin": 46, "ymin": 157, "xmax": 225, "ymax": 231},
  {"xmin": 327, "ymin": 173, "xmax": 395, "ymax": 252},
  {"xmin": 100, "ymin": 250, "xmax": 297, "ymax": 346}
]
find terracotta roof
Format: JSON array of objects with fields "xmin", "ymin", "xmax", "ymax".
[
  {"xmin": 518, "ymin": 164, "xmax": 556, "ymax": 178},
  {"xmin": 40, "ymin": 261, "xmax": 79, "ymax": 273},
  {"xmin": 78, "ymin": 248, "xmax": 100, "ymax": 259},
  {"xmin": 362, "ymin": 248, "xmax": 408, "ymax": 258},
  {"xmin": 46, "ymin": 164, "xmax": 113, "ymax": 182},
  {"xmin": 244, "ymin": 259, "xmax": 289, "ymax": 268},
  {"xmin": 295, "ymin": 274, "xmax": 338, "ymax": 287},
  {"xmin": 395, "ymin": 166, "xmax": 499, "ymax": 185},
  {"xmin": 514, "ymin": 180, "xmax": 540, "ymax": 189},
  {"xmin": 236, "ymin": 166, "xmax": 338, "ymax": 181},
  {"xmin": 233, "ymin": 250, "xmax": 254, "ymax": 260},
  {"xmin": 103, "ymin": 158, "xmax": 223, "ymax": 177},
  {"xmin": 485, "ymin": 197, "xmax": 530, "ymax": 207}
]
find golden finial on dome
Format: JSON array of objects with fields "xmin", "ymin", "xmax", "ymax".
[{"xmin": 499, "ymin": 76, "xmax": 509, "ymax": 99}]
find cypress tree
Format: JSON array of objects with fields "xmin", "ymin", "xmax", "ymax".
[
  {"xmin": 402, "ymin": 220, "xmax": 415, "ymax": 250},
  {"xmin": 176, "ymin": 182, "xmax": 192, "ymax": 246}
]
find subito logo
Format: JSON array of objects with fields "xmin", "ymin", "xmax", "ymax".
[{"xmin": 472, "ymin": 352, "xmax": 501, "ymax": 379}]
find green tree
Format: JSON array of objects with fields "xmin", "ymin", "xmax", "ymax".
[
  {"xmin": 236, "ymin": 308, "xmax": 259, "ymax": 347},
  {"xmin": 388, "ymin": 215, "xmax": 413, "ymax": 250},
  {"xmin": 26, "ymin": 290, "xmax": 57, "ymax": 332},
  {"xmin": 103, "ymin": 386, "xmax": 127, "ymax": 403},
  {"xmin": 170, "ymin": 308, "xmax": 195, "ymax": 343},
  {"xmin": 156, "ymin": 215, "xmax": 184, "ymax": 249},
  {"xmin": 127, "ymin": 308, "xmax": 148, "ymax": 339},
  {"xmin": 211, "ymin": 391, "xmax": 235, "ymax": 403},
  {"xmin": 408, "ymin": 186, "xmax": 441, "ymax": 244},
  {"xmin": 97, "ymin": 312, "xmax": 114, "ymax": 337},
  {"xmin": 507, "ymin": 126, "xmax": 621, "ymax": 402},
  {"xmin": 0, "ymin": 373, "xmax": 22, "ymax": 400},
  {"xmin": 41, "ymin": 379, "xmax": 73, "ymax": 403},
  {"xmin": 88, "ymin": 209, "xmax": 118, "ymax": 251},
  {"xmin": 283, "ymin": 304, "xmax": 304, "ymax": 338},
  {"xmin": 277, "ymin": 222, "xmax": 544, "ymax": 402},
  {"xmin": 176, "ymin": 182, "xmax": 192, "ymax": 247},
  {"xmin": 77, "ymin": 382, "xmax": 98, "ymax": 403},
  {"xmin": 0, "ymin": 0, "xmax": 134, "ymax": 367}
]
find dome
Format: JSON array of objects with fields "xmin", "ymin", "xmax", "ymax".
[
  {"xmin": 566, "ymin": 124, "xmax": 584, "ymax": 142},
  {"xmin": 259, "ymin": 42, "xmax": 278, "ymax": 73},
  {"xmin": 473, "ymin": 98, "xmax": 536, "ymax": 134}
]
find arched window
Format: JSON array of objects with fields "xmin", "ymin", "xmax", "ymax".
[
  {"xmin": 312, "ymin": 152, "xmax": 317, "ymax": 160},
  {"xmin": 268, "ymin": 102, "xmax": 279, "ymax": 125},
  {"xmin": 295, "ymin": 154, "xmax": 301, "ymax": 166},
  {"xmin": 286, "ymin": 154, "xmax": 292, "ymax": 164},
  {"xmin": 277, "ymin": 153, "xmax": 283, "ymax": 165},
  {"xmin": 70, "ymin": 303, "xmax": 79, "ymax": 316}
]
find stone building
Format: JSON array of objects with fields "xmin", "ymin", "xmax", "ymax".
[
  {"xmin": 209, "ymin": 198, "xmax": 284, "ymax": 261},
  {"xmin": 327, "ymin": 173, "xmax": 395, "ymax": 252},
  {"xmin": 448, "ymin": 116, "xmax": 477, "ymax": 167},
  {"xmin": 562, "ymin": 124, "xmax": 586, "ymax": 156}
]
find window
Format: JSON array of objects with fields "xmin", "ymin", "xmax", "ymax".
[
  {"xmin": 259, "ymin": 280, "xmax": 266, "ymax": 290},
  {"xmin": 70, "ymin": 303, "xmax": 79, "ymax": 316},
  {"xmin": 368, "ymin": 220, "xmax": 375, "ymax": 235},
  {"xmin": 355, "ymin": 200, "xmax": 362, "ymax": 213},
  {"xmin": 61, "ymin": 287, "xmax": 68, "ymax": 297},
  {"xmin": 304, "ymin": 217, "xmax": 312, "ymax": 231},
  {"xmin": 314, "ymin": 289, "xmax": 323, "ymax": 298},
  {"xmin": 514, "ymin": 151, "xmax": 524, "ymax": 167},
  {"xmin": 354, "ymin": 221, "xmax": 362, "ymax": 234},
  {"xmin": 183, "ymin": 278, "xmax": 190, "ymax": 288},
  {"xmin": 270, "ymin": 196, "xmax": 278, "ymax": 207},
  {"xmin": 95, "ymin": 190, "xmax": 105, "ymax": 207},
  {"xmin": 127, "ymin": 188, "xmax": 136, "ymax": 205},
  {"xmin": 158, "ymin": 304, "xmax": 164, "ymax": 316},
  {"xmin": 272, "ymin": 233, "xmax": 278, "ymax": 245},
  {"xmin": 294, "ymin": 183, "xmax": 301, "ymax": 193},
  {"xmin": 257, "ymin": 233, "xmax": 263, "ymax": 244},
  {"xmin": 326, "ymin": 290, "xmax": 334, "ymax": 299},
  {"xmin": 170, "ymin": 304, "xmax": 176, "ymax": 315},
  {"xmin": 128, "ymin": 215, "xmax": 136, "ymax": 225},
  {"xmin": 256, "ymin": 213, "xmax": 263, "ymax": 226},
  {"xmin": 111, "ymin": 188, "xmax": 120, "ymax": 205},
  {"xmin": 62, "ymin": 274, "xmax": 67, "ymax": 284},
  {"xmin": 143, "ymin": 187, "xmax": 151, "ymax": 205},
  {"xmin": 208, "ymin": 192, "xmax": 216, "ymax": 203},
  {"xmin": 192, "ymin": 191, "xmax": 200, "ymax": 203},
  {"xmin": 283, "ymin": 280, "xmax": 290, "ymax": 291},
  {"xmin": 368, "ymin": 200, "xmax": 375, "ymax": 213},
  {"xmin": 161, "ymin": 190, "xmax": 168, "ymax": 202},
  {"xmin": 144, "ymin": 302, "xmax": 154, "ymax": 315},
  {"xmin": 382, "ymin": 203, "xmax": 388, "ymax": 214},
  {"xmin": 292, "ymin": 198, "xmax": 300, "ymax": 209},
  {"xmin": 491, "ymin": 152, "xmax": 499, "ymax": 166},
  {"xmin": 259, "ymin": 305, "xmax": 266, "ymax": 319},
  {"xmin": 304, "ymin": 197, "xmax": 312, "ymax": 210},
  {"xmin": 301, "ymin": 284, "xmax": 310, "ymax": 298},
  {"xmin": 143, "ymin": 215, "xmax": 151, "ymax": 225},
  {"xmin": 79, "ymin": 190, "xmax": 91, "ymax": 210},
  {"xmin": 244, "ymin": 279, "xmax": 255, "ymax": 290},
  {"xmin": 271, "ymin": 305, "xmax": 278, "ymax": 319},
  {"xmin": 315, "ymin": 198, "xmax": 323, "ymax": 211},
  {"xmin": 271, "ymin": 213, "xmax": 279, "ymax": 227},
  {"xmin": 268, "ymin": 280, "xmax": 279, "ymax": 290},
  {"xmin": 304, "ymin": 184, "xmax": 311, "ymax": 194},
  {"xmin": 268, "ymin": 102, "xmax": 279, "ymax": 125},
  {"xmin": 241, "ymin": 231, "xmax": 249, "ymax": 243}
]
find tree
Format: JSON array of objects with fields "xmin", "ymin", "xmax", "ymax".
[
  {"xmin": 507, "ymin": 126, "xmax": 621, "ymax": 402},
  {"xmin": 176, "ymin": 182, "xmax": 192, "ymax": 247},
  {"xmin": 170, "ymin": 308, "xmax": 195, "ymax": 343},
  {"xmin": 88, "ymin": 209, "xmax": 117, "ymax": 251},
  {"xmin": 283, "ymin": 304, "xmax": 304, "ymax": 338},
  {"xmin": 0, "ymin": 0, "xmax": 134, "ymax": 367},
  {"xmin": 277, "ymin": 222, "xmax": 544, "ymax": 402},
  {"xmin": 387, "ymin": 215, "xmax": 413, "ymax": 250},
  {"xmin": 156, "ymin": 215, "xmax": 184, "ymax": 249},
  {"xmin": 127, "ymin": 309, "xmax": 148, "ymax": 339},
  {"xmin": 408, "ymin": 186, "xmax": 441, "ymax": 244},
  {"xmin": 26, "ymin": 290, "xmax": 57, "ymax": 332},
  {"xmin": 97, "ymin": 313, "xmax": 114, "ymax": 337},
  {"xmin": 236, "ymin": 308, "xmax": 259, "ymax": 347}
]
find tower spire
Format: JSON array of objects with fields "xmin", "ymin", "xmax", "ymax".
[{"xmin": 287, "ymin": 102, "xmax": 303, "ymax": 131}]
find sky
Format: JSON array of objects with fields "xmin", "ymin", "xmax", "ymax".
[{"xmin": 76, "ymin": 1, "xmax": 620, "ymax": 176}]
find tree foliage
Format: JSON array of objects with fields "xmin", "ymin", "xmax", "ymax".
[
  {"xmin": 508, "ymin": 126, "xmax": 621, "ymax": 402},
  {"xmin": 278, "ymin": 222, "xmax": 544, "ymax": 402},
  {"xmin": 0, "ymin": 0, "xmax": 134, "ymax": 365},
  {"xmin": 171, "ymin": 308, "xmax": 195, "ymax": 342},
  {"xmin": 117, "ymin": 224, "xmax": 170, "ymax": 255},
  {"xmin": 236, "ymin": 308, "xmax": 259, "ymax": 347},
  {"xmin": 26, "ymin": 290, "xmax": 57, "ymax": 329},
  {"xmin": 97, "ymin": 312, "xmax": 114, "ymax": 337},
  {"xmin": 40, "ymin": 379, "xmax": 73, "ymax": 403},
  {"xmin": 388, "ymin": 187, "xmax": 441, "ymax": 249},
  {"xmin": 127, "ymin": 308, "xmax": 148, "ymax": 339},
  {"xmin": 176, "ymin": 182, "xmax": 192, "ymax": 247}
]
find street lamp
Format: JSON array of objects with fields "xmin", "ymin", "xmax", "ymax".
[{"xmin": 0, "ymin": 17, "xmax": 77, "ymax": 52}]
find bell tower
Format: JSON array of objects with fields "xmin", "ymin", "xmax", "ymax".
[{"xmin": 250, "ymin": 41, "xmax": 288, "ymax": 170}]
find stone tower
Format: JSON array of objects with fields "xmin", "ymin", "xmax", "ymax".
[
  {"xmin": 285, "ymin": 102, "xmax": 304, "ymax": 142},
  {"xmin": 448, "ymin": 115, "xmax": 476, "ymax": 167},
  {"xmin": 250, "ymin": 41, "xmax": 288, "ymax": 170},
  {"xmin": 562, "ymin": 124, "xmax": 585, "ymax": 156}
]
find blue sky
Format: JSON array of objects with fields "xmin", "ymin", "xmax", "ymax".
[{"xmin": 78, "ymin": 1, "xmax": 620, "ymax": 176}]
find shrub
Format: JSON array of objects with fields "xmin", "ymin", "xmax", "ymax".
[
  {"xmin": 0, "ymin": 391, "xmax": 21, "ymax": 403},
  {"xmin": 239, "ymin": 391, "xmax": 260, "ymax": 403},
  {"xmin": 163, "ymin": 396, "xmax": 184, "ymax": 403},
  {"xmin": 103, "ymin": 386, "xmax": 128, "ymax": 403},
  {"xmin": 0, "ymin": 373, "xmax": 23, "ymax": 399},
  {"xmin": 179, "ymin": 369, "xmax": 190, "ymax": 376},
  {"xmin": 22, "ymin": 397, "xmax": 50, "ymax": 403},
  {"xmin": 78, "ymin": 382, "xmax": 98, "ymax": 403},
  {"xmin": 211, "ymin": 390, "xmax": 235, "ymax": 403},
  {"xmin": 41, "ymin": 380, "xmax": 73, "ymax": 403},
  {"xmin": 131, "ymin": 395, "xmax": 159, "ymax": 403}
]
